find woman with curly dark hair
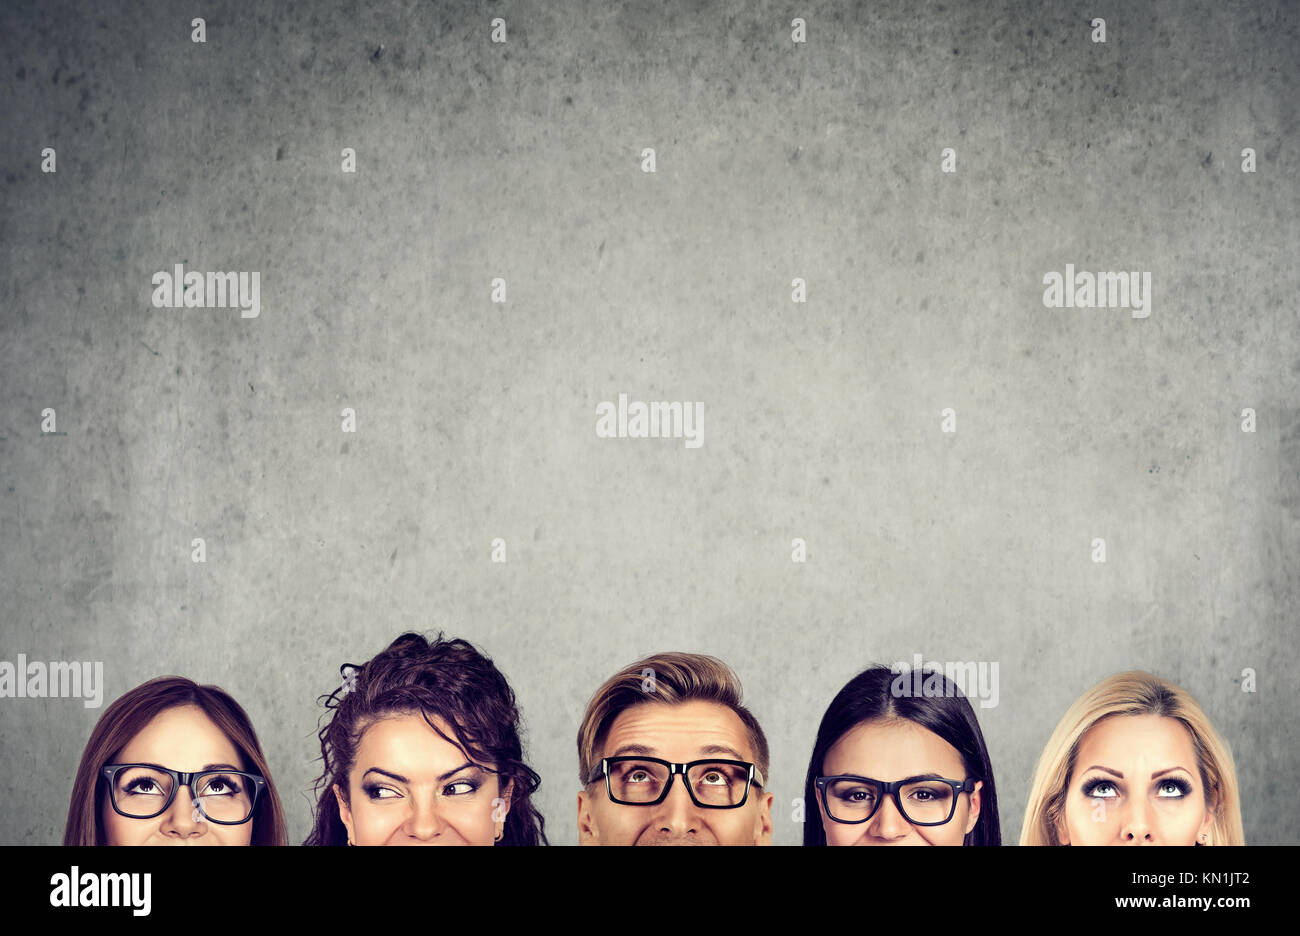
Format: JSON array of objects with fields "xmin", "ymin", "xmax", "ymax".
[{"xmin": 305, "ymin": 632, "xmax": 546, "ymax": 846}]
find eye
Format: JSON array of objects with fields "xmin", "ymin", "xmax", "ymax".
[
  {"xmin": 627, "ymin": 770, "xmax": 651, "ymax": 783},
  {"xmin": 1157, "ymin": 779, "xmax": 1191, "ymax": 798},
  {"xmin": 838, "ymin": 788, "xmax": 875, "ymax": 804},
  {"xmin": 123, "ymin": 779, "xmax": 163, "ymax": 797},
  {"xmin": 699, "ymin": 770, "xmax": 726, "ymax": 786},
  {"xmin": 1083, "ymin": 779, "xmax": 1118, "ymax": 799},
  {"xmin": 363, "ymin": 783, "xmax": 400, "ymax": 801},
  {"xmin": 444, "ymin": 780, "xmax": 479, "ymax": 796},
  {"xmin": 201, "ymin": 776, "xmax": 241, "ymax": 796}
]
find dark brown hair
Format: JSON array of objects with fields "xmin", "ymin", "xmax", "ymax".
[
  {"xmin": 802, "ymin": 666, "xmax": 1000, "ymax": 846},
  {"xmin": 304, "ymin": 632, "xmax": 547, "ymax": 846},
  {"xmin": 63, "ymin": 676, "xmax": 287, "ymax": 845}
]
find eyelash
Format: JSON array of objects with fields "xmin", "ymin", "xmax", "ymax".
[
  {"xmin": 1157, "ymin": 778, "xmax": 1193, "ymax": 797},
  {"xmin": 1082, "ymin": 779, "xmax": 1117, "ymax": 798},
  {"xmin": 362, "ymin": 782, "xmax": 396, "ymax": 801},
  {"xmin": 361, "ymin": 778, "xmax": 483, "ymax": 800},
  {"xmin": 1081, "ymin": 777, "xmax": 1194, "ymax": 799}
]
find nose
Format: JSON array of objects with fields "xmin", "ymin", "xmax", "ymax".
[
  {"xmin": 1120, "ymin": 797, "xmax": 1154, "ymax": 844},
  {"xmin": 406, "ymin": 792, "xmax": 450, "ymax": 840},
  {"xmin": 160, "ymin": 785, "xmax": 206, "ymax": 838},
  {"xmin": 866, "ymin": 794, "xmax": 911, "ymax": 841},
  {"xmin": 652, "ymin": 773, "xmax": 700, "ymax": 837}
]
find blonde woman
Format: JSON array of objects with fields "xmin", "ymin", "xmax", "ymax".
[{"xmin": 1021, "ymin": 671, "xmax": 1243, "ymax": 846}]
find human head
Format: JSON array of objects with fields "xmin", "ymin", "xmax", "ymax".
[
  {"xmin": 1020, "ymin": 671, "xmax": 1243, "ymax": 846},
  {"xmin": 63, "ymin": 676, "xmax": 286, "ymax": 845},
  {"xmin": 576, "ymin": 651, "xmax": 773, "ymax": 845},
  {"xmin": 306, "ymin": 632, "xmax": 546, "ymax": 846},
  {"xmin": 803, "ymin": 665, "xmax": 1000, "ymax": 846}
]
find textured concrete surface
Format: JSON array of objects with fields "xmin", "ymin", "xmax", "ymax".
[{"xmin": 0, "ymin": 0, "xmax": 1296, "ymax": 846}]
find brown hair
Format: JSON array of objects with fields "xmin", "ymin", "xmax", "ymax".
[
  {"xmin": 577, "ymin": 652, "xmax": 769, "ymax": 785},
  {"xmin": 63, "ymin": 676, "xmax": 287, "ymax": 846}
]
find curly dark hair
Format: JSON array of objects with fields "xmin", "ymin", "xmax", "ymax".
[{"xmin": 304, "ymin": 632, "xmax": 546, "ymax": 846}]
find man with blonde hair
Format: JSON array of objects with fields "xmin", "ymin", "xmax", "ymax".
[{"xmin": 576, "ymin": 651, "xmax": 773, "ymax": 845}]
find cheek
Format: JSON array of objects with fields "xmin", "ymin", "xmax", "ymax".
[
  {"xmin": 595, "ymin": 803, "xmax": 644, "ymax": 844},
  {"xmin": 453, "ymin": 799, "xmax": 497, "ymax": 842},
  {"xmin": 216, "ymin": 823, "xmax": 253, "ymax": 846},
  {"xmin": 100, "ymin": 801, "xmax": 133, "ymax": 846},
  {"xmin": 1157, "ymin": 801, "xmax": 1207, "ymax": 843},
  {"xmin": 716, "ymin": 808, "xmax": 756, "ymax": 842},
  {"xmin": 350, "ymin": 799, "xmax": 397, "ymax": 841},
  {"xmin": 911, "ymin": 803, "xmax": 966, "ymax": 846},
  {"xmin": 917, "ymin": 818, "xmax": 965, "ymax": 846},
  {"xmin": 1064, "ymin": 795, "xmax": 1114, "ymax": 843},
  {"xmin": 819, "ymin": 802, "xmax": 850, "ymax": 844},
  {"xmin": 823, "ymin": 821, "xmax": 859, "ymax": 846}
]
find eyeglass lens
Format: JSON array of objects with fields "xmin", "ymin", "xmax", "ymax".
[
  {"xmin": 608, "ymin": 760, "xmax": 751, "ymax": 806},
  {"xmin": 110, "ymin": 767, "xmax": 255, "ymax": 822}
]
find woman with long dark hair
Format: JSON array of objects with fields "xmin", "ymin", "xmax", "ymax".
[
  {"xmin": 803, "ymin": 665, "xmax": 1000, "ymax": 846},
  {"xmin": 64, "ymin": 676, "xmax": 286, "ymax": 846},
  {"xmin": 305, "ymin": 632, "xmax": 546, "ymax": 846}
]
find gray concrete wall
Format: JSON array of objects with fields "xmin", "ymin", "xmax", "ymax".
[{"xmin": 0, "ymin": 0, "xmax": 1295, "ymax": 845}]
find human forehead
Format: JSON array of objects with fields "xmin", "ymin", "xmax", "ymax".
[
  {"xmin": 1073, "ymin": 714, "xmax": 1199, "ymax": 774},
  {"xmin": 115, "ymin": 704, "xmax": 243, "ymax": 772},
  {"xmin": 353, "ymin": 711, "xmax": 488, "ymax": 773},
  {"xmin": 599, "ymin": 699, "xmax": 755, "ymax": 762},
  {"xmin": 823, "ymin": 718, "xmax": 964, "ymax": 779}
]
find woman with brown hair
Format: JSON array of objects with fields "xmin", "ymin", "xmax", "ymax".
[
  {"xmin": 63, "ymin": 676, "xmax": 286, "ymax": 845},
  {"xmin": 305, "ymin": 632, "xmax": 547, "ymax": 846}
]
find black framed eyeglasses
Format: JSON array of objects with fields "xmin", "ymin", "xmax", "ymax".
[
  {"xmin": 815, "ymin": 774, "xmax": 977, "ymax": 826},
  {"xmin": 101, "ymin": 764, "xmax": 267, "ymax": 825},
  {"xmin": 588, "ymin": 756, "xmax": 765, "ymax": 809}
]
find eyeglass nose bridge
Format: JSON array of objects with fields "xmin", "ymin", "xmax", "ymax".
[{"xmin": 169, "ymin": 773, "xmax": 217, "ymax": 821}]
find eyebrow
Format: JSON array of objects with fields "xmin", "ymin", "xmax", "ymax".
[
  {"xmin": 1080, "ymin": 766, "xmax": 1193, "ymax": 782},
  {"xmin": 1081, "ymin": 766, "xmax": 1124, "ymax": 779},
  {"xmin": 362, "ymin": 762, "xmax": 481, "ymax": 784},
  {"xmin": 607, "ymin": 744, "xmax": 658, "ymax": 759},
  {"xmin": 696, "ymin": 744, "xmax": 748, "ymax": 761},
  {"xmin": 135, "ymin": 761, "xmax": 242, "ymax": 773}
]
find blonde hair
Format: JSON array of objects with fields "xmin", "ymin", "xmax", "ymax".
[
  {"xmin": 1020, "ymin": 671, "xmax": 1243, "ymax": 845},
  {"xmin": 576, "ymin": 652, "xmax": 769, "ymax": 785}
]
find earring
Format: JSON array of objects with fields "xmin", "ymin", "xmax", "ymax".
[{"xmin": 494, "ymin": 828, "xmax": 503, "ymax": 842}]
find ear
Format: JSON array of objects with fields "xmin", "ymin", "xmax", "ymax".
[
  {"xmin": 333, "ymin": 783, "xmax": 356, "ymax": 846},
  {"xmin": 964, "ymin": 780, "xmax": 983, "ymax": 835},
  {"xmin": 495, "ymin": 778, "xmax": 514, "ymax": 838},
  {"xmin": 576, "ymin": 789, "xmax": 599, "ymax": 846},
  {"xmin": 753, "ymin": 791, "xmax": 774, "ymax": 846}
]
